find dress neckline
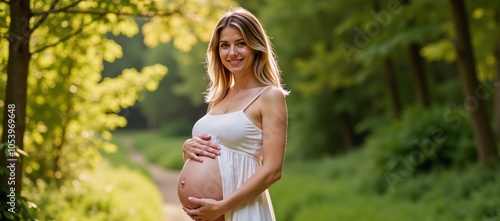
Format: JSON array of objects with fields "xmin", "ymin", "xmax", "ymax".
[
  {"xmin": 207, "ymin": 86, "xmax": 271, "ymax": 116},
  {"xmin": 206, "ymin": 110, "xmax": 243, "ymax": 116},
  {"xmin": 204, "ymin": 110, "xmax": 263, "ymax": 131}
]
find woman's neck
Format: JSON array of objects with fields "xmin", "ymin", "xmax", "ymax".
[{"xmin": 230, "ymin": 72, "xmax": 264, "ymax": 90}]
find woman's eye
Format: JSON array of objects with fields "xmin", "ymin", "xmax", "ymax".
[
  {"xmin": 237, "ymin": 42, "xmax": 246, "ymax": 47},
  {"xmin": 220, "ymin": 44, "xmax": 229, "ymax": 48}
]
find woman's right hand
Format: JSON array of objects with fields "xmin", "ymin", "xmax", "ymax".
[{"xmin": 182, "ymin": 134, "xmax": 220, "ymax": 162}]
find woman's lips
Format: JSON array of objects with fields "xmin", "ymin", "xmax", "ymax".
[{"xmin": 228, "ymin": 59, "xmax": 243, "ymax": 65}]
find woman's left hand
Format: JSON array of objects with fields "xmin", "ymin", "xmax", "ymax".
[{"xmin": 183, "ymin": 197, "xmax": 226, "ymax": 221}]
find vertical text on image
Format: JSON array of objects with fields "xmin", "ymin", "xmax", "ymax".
[{"xmin": 6, "ymin": 103, "xmax": 17, "ymax": 213}]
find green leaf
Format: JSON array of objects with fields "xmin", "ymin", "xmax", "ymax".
[{"xmin": 1, "ymin": 211, "xmax": 14, "ymax": 220}]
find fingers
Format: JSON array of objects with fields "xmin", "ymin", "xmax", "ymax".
[
  {"xmin": 189, "ymin": 152, "xmax": 204, "ymax": 162},
  {"xmin": 192, "ymin": 135, "xmax": 220, "ymax": 153},
  {"xmin": 183, "ymin": 198, "xmax": 220, "ymax": 221},
  {"xmin": 191, "ymin": 143, "xmax": 219, "ymax": 159},
  {"xmin": 195, "ymin": 134, "xmax": 221, "ymax": 151},
  {"xmin": 188, "ymin": 197, "xmax": 204, "ymax": 205},
  {"xmin": 197, "ymin": 134, "xmax": 211, "ymax": 141},
  {"xmin": 195, "ymin": 138, "xmax": 220, "ymax": 155},
  {"xmin": 183, "ymin": 134, "xmax": 221, "ymax": 161},
  {"xmin": 183, "ymin": 198, "xmax": 206, "ymax": 219},
  {"xmin": 183, "ymin": 205, "xmax": 201, "ymax": 219},
  {"xmin": 183, "ymin": 139, "xmax": 204, "ymax": 162}
]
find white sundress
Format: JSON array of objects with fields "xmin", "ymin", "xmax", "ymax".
[{"xmin": 191, "ymin": 86, "xmax": 276, "ymax": 221}]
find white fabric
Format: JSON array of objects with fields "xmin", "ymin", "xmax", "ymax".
[{"xmin": 191, "ymin": 86, "xmax": 275, "ymax": 221}]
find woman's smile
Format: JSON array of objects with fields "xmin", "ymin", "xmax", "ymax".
[{"xmin": 228, "ymin": 59, "xmax": 244, "ymax": 66}]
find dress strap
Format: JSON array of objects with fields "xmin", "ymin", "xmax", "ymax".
[{"xmin": 242, "ymin": 86, "xmax": 271, "ymax": 111}]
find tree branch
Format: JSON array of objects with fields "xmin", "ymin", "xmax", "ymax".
[
  {"xmin": 32, "ymin": 0, "xmax": 84, "ymax": 16},
  {"xmin": 31, "ymin": 14, "xmax": 104, "ymax": 55},
  {"xmin": 59, "ymin": 9, "xmax": 180, "ymax": 18},
  {"xmin": 29, "ymin": 0, "xmax": 61, "ymax": 34},
  {"xmin": 32, "ymin": 3, "xmax": 180, "ymax": 19}
]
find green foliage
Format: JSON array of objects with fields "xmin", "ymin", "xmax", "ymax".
[
  {"xmin": 102, "ymin": 22, "xmax": 209, "ymax": 130},
  {"xmin": 0, "ymin": 193, "xmax": 36, "ymax": 221},
  {"xmin": 285, "ymin": 91, "xmax": 343, "ymax": 159},
  {"xmin": 366, "ymin": 105, "xmax": 476, "ymax": 176},
  {"xmin": 239, "ymin": 0, "xmax": 500, "ymax": 162},
  {"xmin": 0, "ymin": 0, "xmax": 236, "ymax": 219},
  {"xmin": 418, "ymin": 0, "xmax": 500, "ymax": 81},
  {"xmin": 271, "ymin": 149, "xmax": 500, "ymax": 221},
  {"xmin": 139, "ymin": 41, "xmax": 208, "ymax": 129},
  {"xmin": 463, "ymin": 0, "xmax": 500, "ymax": 81},
  {"xmin": 159, "ymin": 118, "xmax": 193, "ymax": 137},
  {"xmin": 101, "ymin": 131, "xmax": 150, "ymax": 176},
  {"xmin": 131, "ymin": 131, "xmax": 186, "ymax": 170},
  {"xmin": 169, "ymin": 40, "xmax": 212, "ymax": 105},
  {"xmin": 24, "ymin": 162, "xmax": 163, "ymax": 221}
]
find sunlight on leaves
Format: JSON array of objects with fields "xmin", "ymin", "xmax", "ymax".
[{"xmin": 421, "ymin": 39, "xmax": 457, "ymax": 63}]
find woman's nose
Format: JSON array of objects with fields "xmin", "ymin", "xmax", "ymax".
[{"xmin": 229, "ymin": 46, "xmax": 238, "ymax": 56}]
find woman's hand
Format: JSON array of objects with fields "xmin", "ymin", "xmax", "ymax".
[
  {"xmin": 183, "ymin": 134, "xmax": 220, "ymax": 162},
  {"xmin": 183, "ymin": 197, "xmax": 226, "ymax": 221}
]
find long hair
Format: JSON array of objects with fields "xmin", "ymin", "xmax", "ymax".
[{"xmin": 204, "ymin": 7, "xmax": 288, "ymax": 103}]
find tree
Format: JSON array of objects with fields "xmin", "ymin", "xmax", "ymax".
[
  {"xmin": 252, "ymin": 0, "xmax": 386, "ymax": 155},
  {"xmin": 400, "ymin": 0, "xmax": 431, "ymax": 107},
  {"xmin": 448, "ymin": 0, "xmax": 498, "ymax": 165},
  {"xmin": 496, "ymin": 37, "xmax": 500, "ymax": 141},
  {"xmin": 0, "ymin": 0, "xmax": 234, "ymax": 218}
]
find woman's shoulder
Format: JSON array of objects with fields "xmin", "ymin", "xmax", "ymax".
[
  {"xmin": 260, "ymin": 85, "xmax": 286, "ymax": 106},
  {"xmin": 259, "ymin": 86, "xmax": 287, "ymax": 121}
]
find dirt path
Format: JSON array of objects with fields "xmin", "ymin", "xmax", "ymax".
[{"xmin": 123, "ymin": 138, "xmax": 191, "ymax": 221}]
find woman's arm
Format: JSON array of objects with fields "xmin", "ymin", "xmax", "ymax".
[{"xmin": 184, "ymin": 87, "xmax": 287, "ymax": 219}]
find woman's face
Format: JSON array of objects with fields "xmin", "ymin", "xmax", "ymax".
[{"xmin": 218, "ymin": 26, "xmax": 255, "ymax": 76}]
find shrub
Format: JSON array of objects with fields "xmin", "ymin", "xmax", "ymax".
[
  {"xmin": 365, "ymin": 105, "xmax": 477, "ymax": 187},
  {"xmin": 272, "ymin": 150, "xmax": 500, "ymax": 221},
  {"xmin": 24, "ymin": 162, "xmax": 164, "ymax": 221}
]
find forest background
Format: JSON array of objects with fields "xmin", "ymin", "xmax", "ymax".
[{"xmin": 0, "ymin": 0, "xmax": 499, "ymax": 220}]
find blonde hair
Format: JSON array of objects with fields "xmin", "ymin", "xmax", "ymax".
[{"xmin": 204, "ymin": 7, "xmax": 288, "ymax": 103}]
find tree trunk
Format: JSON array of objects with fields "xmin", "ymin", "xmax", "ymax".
[
  {"xmin": 408, "ymin": 43, "xmax": 431, "ymax": 107},
  {"xmin": 449, "ymin": 0, "xmax": 498, "ymax": 165},
  {"xmin": 338, "ymin": 112, "xmax": 355, "ymax": 151},
  {"xmin": 401, "ymin": 0, "xmax": 432, "ymax": 108},
  {"xmin": 494, "ymin": 12, "xmax": 500, "ymax": 142},
  {"xmin": 495, "ymin": 42, "xmax": 500, "ymax": 142},
  {"xmin": 0, "ymin": 0, "xmax": 31, "ymax": 210},
  {"xmin": 384, "ymin": 58, "xmax": 402, "ymax": 118}
]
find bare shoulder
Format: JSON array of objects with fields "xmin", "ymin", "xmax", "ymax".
[
  {"xmin": 260, "ymin": 86, "xmax": 287, "ymax": 116},
  {"xmin": 259, "ymin": 86, "xmax": 287, "ymax": 132},
  {"xmin": 260, "ymin": 86, "xmax": 286, "ymax": 104}
]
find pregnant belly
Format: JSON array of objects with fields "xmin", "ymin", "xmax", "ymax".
[{"xmin": 177, "ymin": 156, "xmax": 223, "ymax": 209}]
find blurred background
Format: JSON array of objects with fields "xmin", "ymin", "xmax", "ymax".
[{"xmin": 0, "ymin": 0, "xmax": 499, "ymax": 220}]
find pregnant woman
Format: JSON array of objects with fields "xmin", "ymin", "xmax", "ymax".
[{"xmin": 177, "ymin": 7, "xmax": 288, "ymax": 221}]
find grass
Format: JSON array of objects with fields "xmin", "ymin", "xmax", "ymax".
[
  {"xmin": 101, "ymin": 130, "xmax": 151, "ymax": 175},
  {"xmin": 24, "ymin": 130, "xmax": 166, "ymax": 221},
  {"xmin": 126, "ymin": 129, "xmax": 500, "ymax": 221},
  {"xmin": 25, "ymin": 163, "xmax": 164, "ymax": 221},
  {"xmin": 270, "ymin": 150, "xmax": 500, "ymax": 221},
  {"xmin": 127, "ymin": 130, "xmax": 186, "ymax": 170}
]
